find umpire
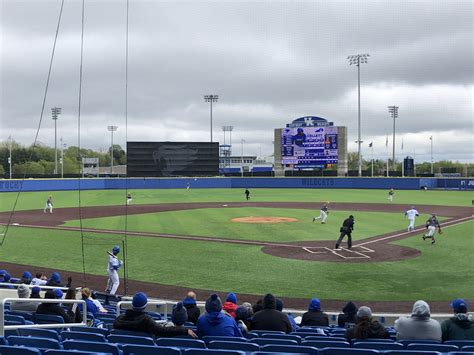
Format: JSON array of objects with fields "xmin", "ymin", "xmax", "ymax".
[{"xmin": 335, "ymin": 215, "xmax": 355, "ymax": 249}]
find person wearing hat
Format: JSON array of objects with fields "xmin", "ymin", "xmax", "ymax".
[
  {"xmin": 20, "ymin": 271, "xmax": 33, "ymax": 285},
  {"xmin": 441, "ymin": 299, "xmax": 474, "ymax": 340},
  {"xmin": 172, "ymin": 302, "xmax": 188, "ymax": 327},
  {"xmin": 276, "ymin": 298, "xmax": 298, "ymax": 332},
  {"xmin": 0, "ymin": 270, "xmax": 14, "ymax": 289},
  {"xmin": 394, "ymin": 300, "xmax": 441, "ymax": 341},
  {"xmin": 114, "ymin": 292, "xmax": 197, "ymax": 337},
  {"xmin": 196, "ymin": 293, "xmax": 243, "ymax": 337},
  {"xmin": 313, "ymin": 202, "xmax": 329, "ymax": 224},
  {"xmin": 183, "ymin": 291, "xmax": 200, "ymax": 325},
  {"xmin": 10, "ymin": 284, "xmax": 39, "ymax": 312},
  {"xmin": 223, "ymin": 292, "xmax": 238, "ymax": 319},
  {"xmin": 423, "ymin": 214, "xmax": 442, "ymax": 244},
  {"xmin": 30, "ymin": 286, "xmax": 42, "ymax": 299},
  {"xmin": 301, "ymin": 298, "xmax": 329, "ymax": 327},
  {"xmin": 345, "ymin": 306, "xmax": 390, "ymax": 340},
  {"xmin": 46, "ymin": 272, "xmax": 72, "ymax": 288},
  {"xmin": 106, "ymin": 245, "xmax": 122, "ymax": 295},
  {"xmin": 36, "ymin": 289, "xmax": 75, "ymax": 323},
  {"xmin": 250, "ymin": 293, "xmax": 292, "ymax": 333},
  {"xmin": 335, "ymin": 215, "xmax": 355, "ymax": 249},
  {"xmin": 404, "ymin": 206, "xmax": 420, "ymax": 232},
  {"xmin": 338, "ymin": 301, "xmax": 358, "ymax": 328},
  {"xmin": 235, "ymin": 303, "xmax": 253, "ymax": 334}
]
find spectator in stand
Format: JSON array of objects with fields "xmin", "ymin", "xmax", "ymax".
[
  {"xmin": 46, "ymin": 272, "xmax": 72, "ymax": 288},
  {"xmin": 250, "ymin": 293, "xmax": 292, "ymax": 333},
  {"xmin": 276, "ymin": 298, "xmax": 298, "ymax": 332},
  {"xmin": 395, "ymin": 300, "xmax": 441, "ymax": 341},
  {"xmin": 252, "ymin": 298, "xmax": 264, "ymax": 314},
  {"xmin": 114, "ymin": 292, "xmax": 197, "ymax": 338},
  {"xmin": 0, "ymin": 270, "xmax": 14, "ymax": 289},
  {"xmin": 172, "ymin": 302, "xmax": 188, "ymax": 327},
  {"xmin": 10, "ymin": 284, "xmax": 39, "ymax": 312},
  {"xmin": 36, "ymin": 289, "xmax": 76, "ymax": 323},
  {"xmin": 338, "ymin": 301, "xmax": 358, "ymax": 328},
  {"xmin": 235, "ymin": 304, "xmax": 253, "ymax": 334},
  {"xmin": 223, "ymin": 292, "xmax": 238, "ymax": 318},
  {"xmin": 30, "ymin": 286, "xmax": 42, "ymax": 299},
  {"xmin": 301, "ymin": 298, "xmax": 329, "ymax": 327},
  {"xmin": 441, "ymin": 298, "xmax": 474, "ymax": 340},
  {"xmin": 78, "ymin": 288, "xmax": 101, "ymax": 315},
  {"xmin": 196, "ymin": 293, "xmax": 242, "ymax": 337},
  {"xmin": 64, "ymin": 288, "xmax": 82, "ymax": 323},
  {"xmin": 31, "ymin": 273, "xmax": 48, "ymax": 286},
  {"xmin": 183, "ymin": 291, "xmax": 200, "ymax": 325},
  {"xmin": 345, "ymin": 306, "xmax": 390, "ymax": 341},
  {"xmin": 20, "ymin": 271, "xmax": 33, "ymax": 284}
]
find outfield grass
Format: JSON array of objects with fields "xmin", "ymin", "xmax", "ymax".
[{"xmin": 0, "ymin": 188, "xmax": 472, "ymax": 212}]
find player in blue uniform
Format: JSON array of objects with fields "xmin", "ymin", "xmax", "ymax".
[{"xmin": 105, "ymin": 245, "xmax": 122, "ymax": 295}]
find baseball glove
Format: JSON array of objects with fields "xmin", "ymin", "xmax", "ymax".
[{"xmin": 438, "ymin": 228, "xmax": 443, "ymax": 234}]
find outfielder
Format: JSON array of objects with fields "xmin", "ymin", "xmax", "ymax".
[
  {"xmin": 313, "ymin": 203, "xmax": 329, "ymax": 224},
  {"xmin": 404, "ymin": 206, "xmax": 419, "ymax": 231},
  {"xmin": 106, "ymin": 245, "xmax": 122, "ymax": 295},
  {"xmin": 387, "ymin": 188, "xmax": 395, "ymax": 202},
  {"xmin": 423, "ymin": 214, "xmax": 442, "ymax": 244},
  {"xmin": 126, "ymin": 192, "xmax": 133, "ymax": 205},
  {"xmin": 43, "ymin": 195, "xmax": 53, "ymax": 214}
]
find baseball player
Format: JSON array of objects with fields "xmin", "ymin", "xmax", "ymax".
[
  {"xmin": 126, "ymin": 192, "xmax": 133, "ymax": 205},
  {"xmin": 423, "ymin": 214, "xmax": 442, "ymax": 244},
  {"xmin": 404, "ymin": 206, "xmax": 419, "ymax": 231},
  {"xmin": 43, "ymin": 195, "xmax": 53, "ymax": 214},
  {"xmin": 313, "ymin": 202, "xmax": 329, "ymax": 224},
  {"xmin": 387, "ymin": 188, "xmax": 395, "ymax": 202},
  {"xmin": 245, "ymin": 188, "xmax": 250, "ymax": 201},
  {"xmin": 105, "ymin": 245, "xmax": 122, "ymax": 295},
  {"xmin": 335, "ymin": 215, "xmax": 355, "ymax": 249}
]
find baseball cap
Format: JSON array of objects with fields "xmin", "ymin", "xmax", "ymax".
[{"xmin": 450, "ymin": 298, "xmax": 468, "ymax": 313}]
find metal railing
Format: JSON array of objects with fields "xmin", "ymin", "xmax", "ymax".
[
  {"xmin": 0, "ymin": 298, "xmax": 87, "ymax": 336},
  {"xmin": 116, "ymin": 300, "xmax": 169, "ymax": 317},
  {"xmin": 0, "ymin": 282, "xmax": 75, "ymax": 292}
]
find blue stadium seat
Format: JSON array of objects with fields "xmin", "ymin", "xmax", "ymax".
[
  {"xmin": 147, "ymin": 311, "xmax": 162, "ymax": 320},
  {"xmin": 304, "ymin": 336, "xmax": 345, "ymax": 342},
  {"xmin": 110, "ymin": 328, "xmax": 153, "ymax": 338},
  {"xmin": 3, "ymin": 329, "xmax": 18, "ymax": 337},
  {"xmin": 61, "ymin": 330, "xmax": 107, "ymax": 342},
  {"xmin": 350, "ymin": 338, "xmax": 394, "ymax": 343},
  {"xmin": 108, "ymin": 334, "xmax": 156, "ymax": 346},
  {"xmin": 302, "ymin": 340, "xmax": 350, "ymax": 348},
  {"xmin": 383, "ymin": 351, "xmax": 442, "ymax": 354},
  {"xmin": 70, "ymin": 326, "xmax": 110, "ymax": 336},
  {"xmin": 62, "ymin": 340, "xmax": 121, "ymax": 355},
  {"xmin": 183, "ymin": 349, "xmax": 245, "ymax": 355},
  {"xmin": 19, "ymin": 328, "xmax": 62, "ymax": 341},
  {"xmin": 448, "ymin": 352, "xmax": 474, "ymax": 355},
  {"xmin": 444, "ymin": 340, "xmax": 474, "ymax": 348},
  {"xmin": 296, "ymin": 328, "xmax": 327, "ymax": 334},
  {"xmin": 246, "ymin": 332, "xmax": 260, "ymax": 339},
  {"xmin": 7, "ymin": 310, "xmax": 35, "ymax": 322},
  {"xmin": 208, "ymin": 340, "xmax": 260, "ymax": 352},
  {"xmin": 0, "ymin": 345, "xmax": 41, "ymax": 355},
  {"xmin": 406, "ymin": 343, "xmax": 459, "ymax": 352},
  {"xmin": 294, "ymin": 332, "xmax": 330, "ymax": 339},
  {"xmin": 261, "ymin": 333, "xmax": 302, "ymax": 343},
  {"xmin": 353, "ymin": 341, "xmax": 404, "ymax": 350},
  {"xmin": 202, "ymin": 336, "xmax": 249, "ymax": 344},
  {"xmin": 44, "ymin": 350, "xmax": 101, "ymax": 355},
  {"xmin": 251, "ymin": 330, "xmax": 285, "ymax": 336},
  {"xmin": 462, "ymin": 346, "xmax": 474, "ymax": 352},
  {"xmin": 34, "ymin": 313, "xmax": 65, "ymax": 324},
  {"xmin": 156, "ymin": 338, "xmax": 206, "ymax": 349},
  {"xmin": 253, "ymin": 338, "xmax": 299, "ymax": 346},
  {"xmin": 5, "ymin": 314, "xmax": 28, "ymax": 324},
  {"xmin": 397, "ymin": 339, "xmax": 441, "ymax": 347},
  {"xmin": 7, "ymin": 335, "xmax": 61, "ymax": 350},
  {"xmin": 260, "ymin": 344, "xmax": 318, "ymax": 354},
  {"xmin": 319, "ymin": 348, "xmax": 379, "ymax": 355},
  {"xmin": 0, "ymin": 337, "xmax": 6, "ymax": 345},
  {"xmin": 123, "ymin": 344, "xmax": 181, "ymax": 355}
]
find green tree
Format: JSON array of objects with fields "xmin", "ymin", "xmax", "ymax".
[{"xmin": 13, "ymin": 161, "xmax": 45, "ymax": 175}]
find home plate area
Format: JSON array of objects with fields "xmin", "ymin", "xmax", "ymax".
[{"xmin": 303, "ymin": 245, "xmax": 375, "ymax": 259}]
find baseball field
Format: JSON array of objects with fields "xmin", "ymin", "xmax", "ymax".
[{"xmin": 0, "ymin": 188, "xmax": 472, "ymax": 311}]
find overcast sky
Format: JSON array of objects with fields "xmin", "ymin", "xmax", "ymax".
[{"xmin": 1, "ymin": 0, "xmax": 473, "ymax": 163}]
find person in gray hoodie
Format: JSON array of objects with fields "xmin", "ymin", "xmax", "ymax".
[{"xmin": 395, "ymin": 300, "xmax": 441, "ymax": 341}]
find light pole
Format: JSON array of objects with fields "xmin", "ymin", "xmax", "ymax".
[
  {"xmin": 60, "ymin": 137, "xmax": 67, "ymax": 178},
  {"xmin": 388, "ymin": 106, "xmax": 399, "ymax": 171},
  {"xmin": 241, "ymin": 138, "xmax": 245, "ymax": 178},
  {"xmin": 430, "ymin": 136, "xmax": 433, "ymax": 174},
  {"xmin": 8, "ymin": 135, "xmax": 12, "ymax": 179},
  {"xmin": 51, "ymin": 107, "xmax": 62, "ymax": 174},
  {"xmin": 204, "ymin": 95, "xmax": 218, "ymax": 142},
  {"xmin": 107, "ymin": 125, "xmax": 118, "ymax": 174},
  {"xmin": 347, "ymin": 53, "xmax": 369, "ymax": 176}
]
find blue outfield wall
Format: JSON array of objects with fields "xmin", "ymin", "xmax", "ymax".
[{"xmin": 1, "ymin": 177, "xmax": 473, "ymax": 192}]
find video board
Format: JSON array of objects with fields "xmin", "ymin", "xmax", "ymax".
[
  {"xmin": 281, "ymin": 126, "xmax": 338, "ymax": 168},
  {"xmin": 127, "ymin": 142, "xmax": 219, "ymax": 177}
]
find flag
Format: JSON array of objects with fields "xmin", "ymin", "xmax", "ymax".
[
  {"xmin": 385, "ymin": 136, "xmax": 388, "ymax": 147},
  {"xmin": 369, "ymin": 142, "xmax": 373, "ymax": 148}
]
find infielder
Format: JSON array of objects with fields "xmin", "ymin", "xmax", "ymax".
[
  {"xmin": 423, "ymin": 214, "xmax": 442, "ymax": 244},
  {"xmin": 126, "ymin": 192, "xmax": 133, "ymax": 205},
  {"xmin": 387, "ymin": 188, "xmax": 395, "ymax": 202},
  {"xmin": 43, "ymin": 195, "xmax": 53, "ymax": 214},
  {"xmin": 313, "ymin": 203, "xmax": 329, "ymax": 224},
  {"xmin": 404, "ymin": 206, "xmax": 419, "ymax": 231},
  {"xmin": 106, "ymin": 245, "xmax": 122, "ymax": 295}
]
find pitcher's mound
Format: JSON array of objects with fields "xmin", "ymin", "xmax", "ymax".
[{"xmin": 232, "ymin": 216, "xmax": 298, "ymax": 223}]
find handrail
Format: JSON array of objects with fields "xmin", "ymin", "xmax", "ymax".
[
  {"xmin": 0, "ymin": 298, "xmax": 87, "ymax": 336},
  {"xmin": 116, "ymin": 300, "xmax": 168, "ymax": 317},
  {"xmin": 0, "ymin": 282, "xmax": 78, "ymax": 292}
]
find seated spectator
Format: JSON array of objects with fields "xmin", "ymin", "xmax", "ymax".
[
  {"xmin": 36, "ymin": 289, "xmax": 76, "ymax": 323},
  {"xmin": 114, "ymin": 292, "xmax": 196, "ymax": 337},
  {"xmin": 345, "ymin": 306, "xmax": 390, "ymax": 341},
  {"xmin": 84, "ymin": 288, "xmax": 108, "ymax": 313},
  {"xmin": 441, "ymin": 298, "xmax": 474, "ymax": 340},
  {"xmin": 252, "ymin": 298, "xmax": 264, "ymax": 314},
  {"xmin": 183, "ymin": 291, "xmax": 200, "ymax": 324},
  {"xmin": 10, "ymin": 284, "xmax": 39, "ymax": 312},
  {"xmin": 79, "ymin": 288, "xmax": 99, "ymax": 315},
  {"xmin": 46, "ymin": 272, "xmax": 70, "ymax": 287},
  {"xmin": 20, "ymin": 271, "xmax": 33, "ymax": 284},
  {"xmin": 235, "ymin": 303, "xmax": 253, "ymax": 334},
  {"xmin": 338, "ymin": 301, "xmax": 358, "ymax": 328},
  {"xmin": 172, "ymin": 302, "xmax": 188, "ymax": 327},
  {"xmin": 30, "ymin": 286, "xmax": 42, "ymax": 299},
  {"xmin": 250, "ymin": 293, "xmax": 292, "ymax": 333},
  {"xmin": 276, "ymin": 298, "xmax": 298, "ymax": 331},
  {"xmin": 301, "ymin": 298, "xmax": 329, "ymax": 327},
  {"xmin": 196, "ymin": 293, "xmax": 242, "ymax": 337},
  {"xmin": 223, "ymin": 292, "xmax": 238, "ymax": 318},
  {"xmin": 0, "ymin": 270, "xmax": 14, "ymax": 289},
  {"xmin": 65, "ymin": 287, "xmax": 82, "ymax": 323},
  {"xmin": 395, "ymin": 300, "xmax": 441, "ymax": 340},
  {"xmin": 31, "ymin": 273, "xmax": 48, "ymax": 286}
]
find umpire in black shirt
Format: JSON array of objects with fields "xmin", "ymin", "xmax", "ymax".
[{"xmin": 335, "ymin": 215, "xmax": 355, "ymax": 249}]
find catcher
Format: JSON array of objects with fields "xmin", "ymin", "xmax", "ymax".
[
  {"xmin": 313, "ymin": 202, "xmax": 329, "ymax": 224},
  {"xmin": 423, "ymin": 214, "xmax": 442, "ymax": 244}
]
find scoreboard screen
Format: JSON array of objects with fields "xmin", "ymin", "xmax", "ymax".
[{"xmin": 281, "ymin": 126, "xmax": 338, "ymax": 168}]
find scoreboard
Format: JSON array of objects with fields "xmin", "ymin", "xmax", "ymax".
[{"xmin": 281, "ymin": 126, "xmax": 338, "ymax": 168}]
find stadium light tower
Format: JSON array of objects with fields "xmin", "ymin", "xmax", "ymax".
[
  {"xmin": 107, "ymin": 125, "xmax": 118, "ymax": 174},
  {"xmin": 51, "ymin": 107, "xmax": 62, "ymax": 174},
  {"xmin": 388, "ymin": 106, "xmax": 399, "ymax": 171},
  {"xmin": 204, "ymin": 95, "xmax": 219, "ymax": 142},
  {"xmin": 347, "ymin": 53, "xmax": 370, "ymax": 176}
]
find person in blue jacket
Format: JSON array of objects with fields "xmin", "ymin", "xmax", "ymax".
[{"xmin": 196, "ymin": 293, "xmax": 243, "ymax": 338}]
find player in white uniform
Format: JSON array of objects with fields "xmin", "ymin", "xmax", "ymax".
[
  {"xmin": 105, "ymin": 245, "xmax": 122, "ymax": 295},
  {"xmin": 313, "ymin": 203, "xmax": 329, "ymax": 224},
  {"xmin": 44, "ymin": 195, "xmax": 53, "ymax": 214},
  {"xmin": 126, "ymin": 192, "xmax": 133, "ymax": 205},
  {"xmin": 387, "ymin": 188, "xmax": 394, "ymax": 202},
  {"xmin": 404, "ymin": 206, "xmax": 419, "ymax": 231}
]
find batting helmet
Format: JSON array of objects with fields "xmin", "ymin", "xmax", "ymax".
[{"xmin": 112, "ymin": 245, "xmax": 120, "ymax": 255}]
